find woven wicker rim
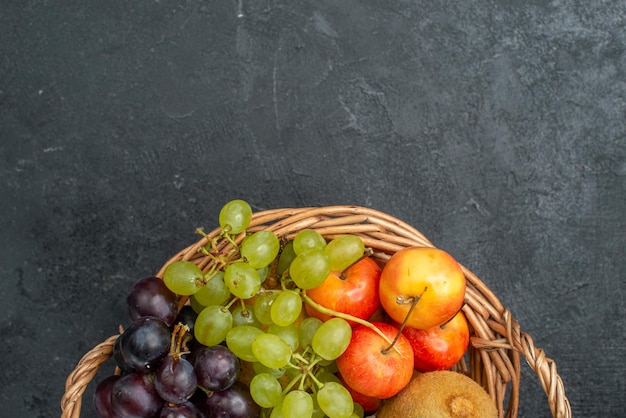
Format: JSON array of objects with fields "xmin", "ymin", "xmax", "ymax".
[{"xmin": 61, "ymin": 206, "xmax": 572, "ymax": 418}]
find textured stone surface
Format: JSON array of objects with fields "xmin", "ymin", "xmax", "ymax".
[{"xmin": 1, "ymin": 1, "xmax": 625, "ymax": 417}]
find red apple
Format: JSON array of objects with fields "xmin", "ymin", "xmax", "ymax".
[
  {"xmin": 401, "ymin": 310, "xmax": 470, "ymax": 372},
  {"xmin": 337, "ymin": 373, "xmax": 382, "ymax": 413},
  {"xmin": 366, "ymin": 303, "xmax": 387, "ymax": 323},
  {"xmin": 305, "ymin": 257, "xmax": 381, "ymax": 326},
  {"xmin": 335, "ymin": 322, "xmax": 413, "ymax": 399},
  {"xmin": 379, "ymin": 247, "xmax": 466, "ymax": 330}
]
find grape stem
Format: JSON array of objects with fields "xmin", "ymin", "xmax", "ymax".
[
  {"xmin": 238, "ymin": 298, "xmax": 251, "ymax": 317},
  {"xmin": 283, "ymin": 349, "xmax": 327, "ymax": 396},
  {"xmin": 302, "ymin": 292, "xmax": 401, "ymax": 355},
  {"xmin": 169, "ymin": 323, "xmax": 191, "ymax": 360},
  {"xmin": 196, "ymin": 227, "xmax": 242, "ymax": 276},
  {"xmin": 217, "ymin": 225, "xmax": 245, "ymax": 253},
  {"xmin": 306, "ymin": 353, "xmax": 323, "ymax": 370},
  {"xmin": 307, "ymin": 369, "xmax": 325, "ymax": 389},
  {"xmin": 291, "ymin": 352, "xmax": 310, "ymax": 365},
  {"xmin": 223, "ymin": 297, "xmax": 239, "ymax": 310},
  {"xmin": 285, "ymin": 361, "xmax": 302, "ymax": 371},
  {"xmin": 298, "ymin": 372, "xmax": 308, "ymax": 391},
  {"xmin": 282, "ymin": 373, "xmax": 302, "ymax": 395}
]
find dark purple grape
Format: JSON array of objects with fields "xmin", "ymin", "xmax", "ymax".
[
  {"xmin": 159, "ymin": 401, "xmax": 205, "ymax": 418},
  {"xmin": 127, "ymin": 276, "xmax": 179, "ymax": 326},
  {"xmin": 111, "ymin": 372, "xmax": 163, "ymax": 418},
  {"xmin": 185, "ymin": 339, "xmax": 206, "ymax": 365},
  {"xmin": 114, "ymin": 316, "xmax": 171, "ymax": 373},
  {"xmin": 155, "ymin": 356, "xmax": 198, "ymax": 404},
  {"xmin": 204, "ymin": 381, "xmax": 260, "ymax": 418},
  {"xmin": 193, "ymin": 345, "xmax": 240, "ymax": 392},
  {"xmin": 93, "ymin": 375, "xmax": 120, "ymax": 418},
  {"xmin": 112, "ymin": 334, "xmax": 131, "ymax": 372},
  {"xmin": 175, "ymin": 305, "xmax": 198, "ymax": 337},
  {"xmin": 189, "ymin": 388, "xmax": 209, "ymax": 416}
]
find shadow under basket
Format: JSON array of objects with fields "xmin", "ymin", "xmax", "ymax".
[{"xmin": 60, "ymin": 206, "xmax": 572, "ymax": 418}]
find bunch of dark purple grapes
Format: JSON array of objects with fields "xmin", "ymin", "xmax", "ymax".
[{"xmin": 93, "ymin": 276, "xmax": 261, "ymax": 418}]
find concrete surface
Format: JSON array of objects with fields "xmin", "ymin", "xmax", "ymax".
[{"xmin": 1, "ymin": 1, "xmax": 625, "ymax": 417}]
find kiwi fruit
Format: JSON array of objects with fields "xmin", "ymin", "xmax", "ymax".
[{"xmin": 376, "ymin": 370, "xmax": 498, "ymax": 418}]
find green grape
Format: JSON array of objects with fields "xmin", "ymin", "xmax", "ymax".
[
  {"xmin": 289, "ymin": 249, "xmax": 331, "ymax": 289},
  {"xmin": 312, "ymin": 318, "xmax": 352, "ymax": 360},
  {"xmin": 226, "ymin": 325, "xmax": 263, "ymax": 362},
  {"xmin": 283, "ymin": 363, "xmax": 302, "ymax": 379},
  {"xmin": 321, "ymin": 359, "xmax": 339, "ymax": 374},
  {"xmin": 189, "ymin": 294, "xmax": 207, "ymax": 314},
  {"xmin": 193, "ymin": 271, "xmax": 231, "ymax": 306},
  {"xmin": 194, "ymin": 305, "xmax": 233, "ymax": 346},
  {"xmin": 219, "ymin": 199, "xmax": 252, "ymax": 234},
  {"xmin": 277, "ymin": 240, "xmax": 296, "ymax": 277},
  {"xmin": 293, "ymin": 229, "xmax": 327, "ymax": 255},
  {"xmin": 252, "ymin": 361, "xmax": 286, "ymax": 379},
  {"xmin": 231, "ymin": 304, "xmax": 262, "ymax": 328},
  {"xmin": 253, "ymin": 291, "xmax": 278, "ymax": 325},
  {"xmin": 162, "ymin": 260, "xmax": 204, "ymax": 295},
  {"xmin": 315, "ymin": 367, "xmax": 341, "ymax": 385},
  {"xmin": 267, "ymin": 324, "xmax": 299, "ymax": 352},
  {"xmin": 241, "ymin": 231, "xmax": 280, "ymax": 269},
  {"xmin": 257, "ymin": 265, "xmax": 269, "ymax": 282},
  {"xmin": 224, "ymin": 262, "xmax": 261, "ymax": 299},
  {"xmin": 270, "ymin": 290, "xmax": 302, "ymax": 326},
  {"xmin": 324, "ymin": 235, "xmax": 365, "ymax": 272},
  {"xmin": 251, "ymin": 333, "xmax": 292, "ymax": 369},
  {"xmin": 250, "ymin": 373, "xmax": 283, "ymax": 408},
  {"xmin": 298, "ymin": 317, "xmax": 323, "ymax": 349},
  {"xmin": 269, "ymin": 398, "xmax": 284, "ymax": 418},
  {"xmin": 317, "ymin": 382, "xmax": 354, "ymax": 418},
  {"xmin": 311, "ymin": 393, "xmax": 325, "ymax": 418},
  {"xmin": 282, "ymin": 390, "xmax": 313, "ymax": 418},
  {"xmin": 352, "ymin": 402, "xmax": 365, "ymax": 418}
]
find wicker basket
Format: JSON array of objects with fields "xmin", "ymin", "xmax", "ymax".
[{"xmin": 61, "ymin": 206, "xmax": 572, "ymax": 418}]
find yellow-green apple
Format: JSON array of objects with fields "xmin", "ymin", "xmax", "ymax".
[{"xmin": 379, "ymin": 247, "xmax": 466, "ymax": 330}]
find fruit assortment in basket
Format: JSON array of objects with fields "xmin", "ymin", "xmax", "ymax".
[{"xmin": 61, "ymin": 202, "xmax": 572, "ymax": 418}]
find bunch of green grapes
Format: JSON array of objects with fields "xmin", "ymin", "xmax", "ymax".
[
  {"xmin": 161, "ymin": 200, "xmax": 368, "ymax": 418},
  {"xmin": 241, "ymin": 315, "xmax": 357, "ymax": 418}
]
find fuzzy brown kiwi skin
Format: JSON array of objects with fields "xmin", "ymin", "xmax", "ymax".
[{"xmin": 376, "ymin": 370, "xmax": 498, "ymax": 418}]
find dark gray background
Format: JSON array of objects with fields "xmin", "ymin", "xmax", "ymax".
[{"xmin": 2, "ymin": 1, "xmax": 624, "ymax": 417}]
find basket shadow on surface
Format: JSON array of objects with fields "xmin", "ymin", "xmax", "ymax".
[{"xmin": 61, "ymin": 206, "xmax": 572, "ymax": 418}]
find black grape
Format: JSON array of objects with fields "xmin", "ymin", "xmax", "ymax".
[
  {"xmin": 114, "ymin": 316, "xmax": 171, "ymax": 373},
  {"xmin": 93, "ymin": 375, "xmax": 120, "ymax": 418},
  {"xmin": 127, "ymin": 276, "xmax": 179, "ymax": 326},
  {"xmin": 189, "ymin": 388, "xmax": 209, "ymax": 415},
  {"xmin": 111, "ymin": 372, "xmax": 163, "ymax": 418},
  {"xmin": 155, "ymin": 355, "xmax": 198, "ymax": 404},
  {"xmin": 159, "ymin": 400, "xmax": 206, "ymax": 418},
  {"xmin": 204, "ymin": 381, "xmax": 260, "ymax": 418},
  {"xmin": 193, "ymin": 345, "xmax": 240, "ymax": 392},
  {"xmin": 175, "ymin": 305, "xmax": 198, "ymax": 337}
]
